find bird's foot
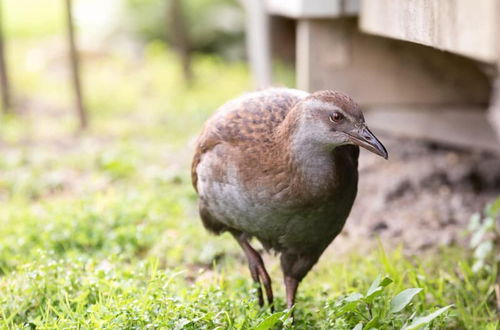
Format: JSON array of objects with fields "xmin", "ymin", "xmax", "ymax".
[
  {"xmin": 232, "ymin": 233, "xmax": 274, "ymax": 310},
  {"xmin": 248, "ymin": 251, "xmax": 274, "ymax": 309}
]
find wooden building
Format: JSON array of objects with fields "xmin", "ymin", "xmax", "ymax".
[{"xmin": 242, "ymin": 0, "xmax": 500, "ymax": 152}]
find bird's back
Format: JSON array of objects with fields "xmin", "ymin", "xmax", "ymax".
[
  {"xmin": 191, "ymin": 88, "xmax": 308, "ymax": 190},
  {"xmin": 203, "ymin": 88, "xmax": 307, "ymax": 143}
]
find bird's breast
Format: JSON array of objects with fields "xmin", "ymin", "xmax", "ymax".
[{"xmin": 196, "ymin": 143, "xmax": 358, "ymax": 252}]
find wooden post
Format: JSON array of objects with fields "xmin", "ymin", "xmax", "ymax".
[
  {"xmin": 65, "ymin": 0, "xmax": 87, "ymax": 129},
  {"xmin": 0, "ymin": 0, "xmax": 11, "ymax": 113},
  {"xmin": 296, "ymin": 19, "xmax": 350, "ymax": 92},
  {"xmin": 487, "ymin": 0, "xmax": 500, "ymax": 142},
  {"xmin": 241, "ymin": 0, "xmax": 272, "ymax": 88}
]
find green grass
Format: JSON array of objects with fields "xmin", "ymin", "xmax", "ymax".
[{"xmin": 0, "ymin": 4, "xmax": 498, "ymax": 328}]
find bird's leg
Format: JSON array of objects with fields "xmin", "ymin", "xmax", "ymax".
[
  {"xmin": 232, "ymin": 233, "xmax": 274, "ymax": 310},
  {"xmin": 284, "ymin": 275, "xmax": 299, "ymax": 309},
  {"xmin": 247, "ymin": 255, "xmax": 265, "ymax": 307},
  {"xmin": 280, "ymin": 252, "xmax": 321, "ymax": 312}
]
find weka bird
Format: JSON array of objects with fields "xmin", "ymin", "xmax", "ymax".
[{"xmin": 191, "ymin": 88, "xmax": 388, "ymax": 309}]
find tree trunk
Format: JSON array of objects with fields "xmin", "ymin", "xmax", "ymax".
[
  {"xmin": 167, "ymin": 0, "xmax": 193, "ymax": 82},
  {"xmin": 0, "ymin": 0, "xmax": 12, "ymax": 113},
  {"xmin": 65, "ymin": 0, "xmax": 87, "ymax": 129}
]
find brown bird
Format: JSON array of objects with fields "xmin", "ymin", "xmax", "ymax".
[{"xmin": 191, "ymin": 88, "xmax": 387, "ymax": 310}]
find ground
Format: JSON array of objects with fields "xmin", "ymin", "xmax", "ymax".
[
  {"xmin": 338, "ymin": 134, "xmax": 500, "ymax": 254},
  {"xmin": 0, "ymin": 28, "xmax": 498, "ymax": 329}
]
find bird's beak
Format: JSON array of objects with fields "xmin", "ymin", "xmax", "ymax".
[{"xmin": 348, "ymin": 126, "xmax": 388, "ymax": 159}]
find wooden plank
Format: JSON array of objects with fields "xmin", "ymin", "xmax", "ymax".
[
  {"xmin": 266, "ymin": 0, "xmax": 359, "ymax": 18},
  {"xmin": 360, "ymin": 0, "xmax": 498, "ymax": 63},
  {"xmin": 295, "ymin": 18, "xmax": 490, "ymax": 106},
  {"xmin": 364, "ymin": 107, "xmax": 500, "ymax": 153}
]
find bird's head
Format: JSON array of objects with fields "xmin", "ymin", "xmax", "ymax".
[{"xmin": 296, "ymin": 90, "xmax": 388, "ymax": 159}]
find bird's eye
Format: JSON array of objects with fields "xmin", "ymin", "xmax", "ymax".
[{"xmin": 329, "ymin": 112, "xmax": 344, "ymax": 123}]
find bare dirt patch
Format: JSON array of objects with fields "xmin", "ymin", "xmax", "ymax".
[{"xmin": 335, "ymin": 133, "xmax": 500, "ymax": 254}]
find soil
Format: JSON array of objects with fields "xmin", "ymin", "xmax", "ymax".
[{"xmin": 334, "ymin": 132, "xmax": 500, "ymax": 254}]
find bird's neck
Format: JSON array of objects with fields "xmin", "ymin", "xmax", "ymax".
[{"xmin": 273, "ymin": 108, "xmax": 336, "ymax": 193}]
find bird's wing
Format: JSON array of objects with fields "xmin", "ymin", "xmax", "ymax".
[{"xmin": 191, "ymin": 88, "xmax": 308, "ymax": 192}]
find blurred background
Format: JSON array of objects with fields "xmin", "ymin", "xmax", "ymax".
[{"xmin": 0, "ymin": 0, "xmax": 499, "ymax": 328}]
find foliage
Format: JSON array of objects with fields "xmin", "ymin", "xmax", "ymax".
[
  {"xmin": 124, "ymin": 0, "xmax": 245, "ymax": 58},
  {"xmin": 468, "ymin": 198, "xmax": 500, "ymax": 273},
  {"xmin": 3, "ymin": 0, "xmax": 64, "ymax": 38},
  {"xmin": 325, "ymin": 276, "xmax": 452, "ymax": 329}
]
